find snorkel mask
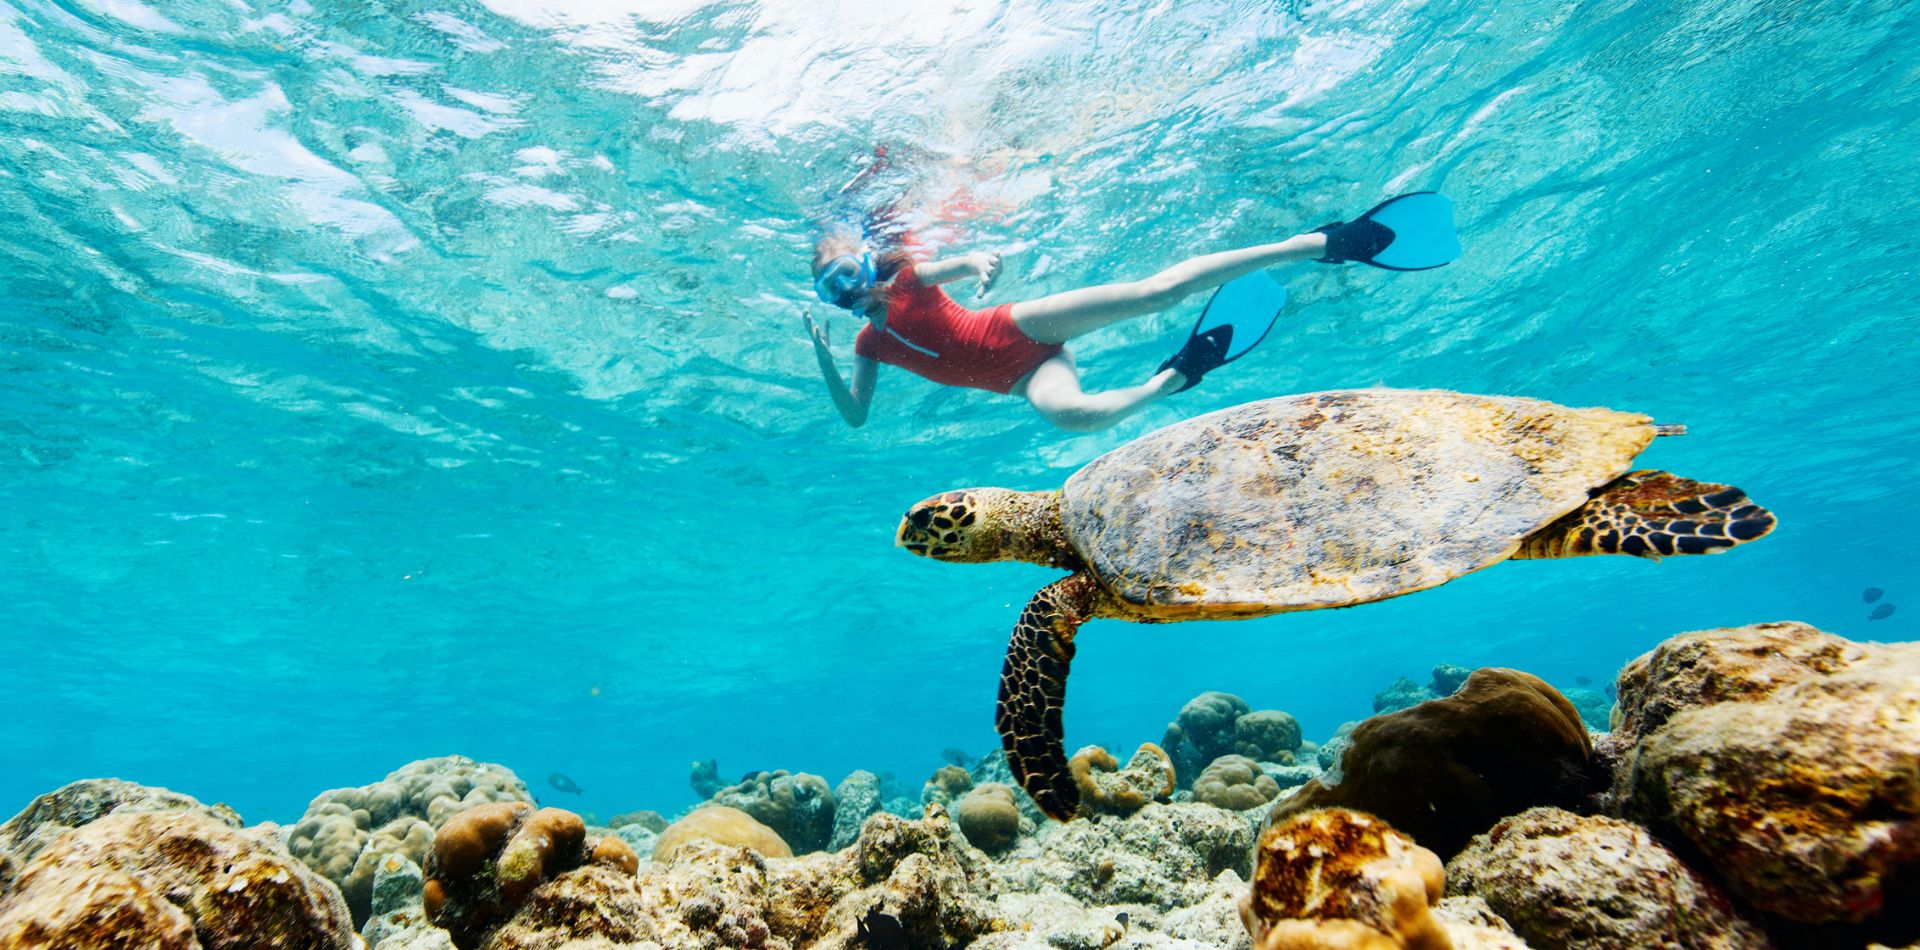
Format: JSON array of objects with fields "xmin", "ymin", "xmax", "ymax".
[{"xmin": 813, "ymin": 252, "xmax": 877, "ymax": 310}]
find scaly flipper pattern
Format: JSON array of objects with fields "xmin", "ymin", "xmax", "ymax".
[
  {"xmin": 997, "ymin": 573, "xmax": 1100, "ymax": 821},
  {"xmin": 1513, "ymin": 469, "xmax": 1776, "ymax": 560}
]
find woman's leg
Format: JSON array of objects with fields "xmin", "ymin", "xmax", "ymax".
[
  {"xmin": 1015, "ymin": 352, "xmax": 1181, "ymax": 432},
  {"xmin": 1009, "ymin": 233, "xmax": 1327, "ymax": 344}
]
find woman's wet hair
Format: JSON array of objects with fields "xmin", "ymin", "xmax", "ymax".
[{"xmin": 811, "ymin": 226, "xmax": 911, "ymax": 282}]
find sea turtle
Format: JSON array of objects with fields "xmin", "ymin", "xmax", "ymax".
[{"xmin": 894, "ymin": 388, "xmax": 1776, "ymax": 820}]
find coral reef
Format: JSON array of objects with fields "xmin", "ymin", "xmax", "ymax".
[
  {"xmin": 0, "ymin": 809, "xmax": 356, "ymax": 949},
  {"xmin": 609, "ymin": 810, "xmax": 667, "ymax": 833},
  {"xmin": 655, "ymin": 805, "xmax": 793, "ymax": 862},
  {"xmin": 1374, "ymin": 664, "xmax": 1475, "ymax": 715},
  {"xmin": 955, "ymin": 783, "xmax": 1024, "ymax": 854},
  {"xmin": 995, "ymin": 801, "xmax": 1256, "ymax": 909},
  {"xmin": 1374, "ymin": 676, "xmax": 1437, "ymax": 715},
  {"xmin": 1558, "ymin": 687, "xmax": 1611, "ymax": 732},
  {"xmin": 829, "ymin": 770, "xmax": 882, "ymax": 851},
  {"xmin": 707, "ymin": 769, "xmax": 837, "ymax": 854},
  {"xmin": 1268, "ymin": 669, "xmax": 1591, "ymax": 858},
  {"xmin": 423, "ymin": 802, "xmax": 636, "ymax": 948},
  {"xmin": 1232, "ymin": 710, "xmax": 1303, "ymax": 764},
  {"xmin": 289, "ymin": 756, "xmax": 532, "ymax": 923},
  {"xmin": 1193, "ymin": 755, "xmax": 1282, "ymax": 811},
  {"xmin": 465, "ymin": 807, "xmax": 995, "ymax": 949},
  {"xmin": 363, "ymin": 854, "xmax": 456, "ymax": 949},
  {"xmin": 1446, "ymin": 806, "xmax": 1770, "ymax": 949},
  {"xmin": 1606, "ymin": 621, "xmax": 1920, "ymax": 924},
  {"xmin": 0, "ymin": 777, "xmax": 241, "ymax": 865},
  {"xmin": 971, "ymin": 751, "xmax": 1049, "ymax": 827},
  {"xmin": 690, "ymin": 758, "xmax": 726, "ymax": 799},
  {"xmin": 1318, "ymin": 721, "xmax": 1358, "ymax": 771},
  {"xmin": 1240, "ymin": 807, "xmax": 1452, "ymax": 950},
  {"xmin": 1163, "ymin": 691, "xmax": 1250, "ymax": 779},
  {"xmin": 922, "ymin": 763, "xmax": 975, "ymax": 808},
  {"xmin": 1070, "ymin": 743, "xmax": 1177, "ymax": 817}
]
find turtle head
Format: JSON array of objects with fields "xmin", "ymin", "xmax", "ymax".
[{"xmin": 897, "ymin": 488, "xmax": 1071, "ymax": 567}]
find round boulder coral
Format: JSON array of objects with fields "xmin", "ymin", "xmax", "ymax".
[
  {"xmin": 1193, "ymin": 755, "xmax": 1282, "ymax": 811},
  {"xmin": 1447, "ymin": 806, "xmax": 1770, "ymax": 950},
  {"xmin": 0, "ymin": 778, "xmax": 241, "ymax": 867},
  {"xmin": 1177, "ymin": 691, "xmax": 1251, "ymax": 761},
  {"xmin": 1233, "ymin": 710, "xmax": 1303, "ymax": 762},
  {"xmin": 1609, "ymin": 622, "xmax": 1920, "ymax": 924},
  {"xmin": 708, "ymin": 769, "xmax": 836, "ymax": 854},
  {"xmin": 955, "ymin": 784, "xmax": 1023, "ymax": 853},
  {"xmin": 654, "ymin": 805, "xmax": 793, "ymax": 862},
  {"xmin": 1269, "ymin": 668, "xmax": 1592, "ymax": 858},
  {"xmin": 0, "ymin": 810, "xmax": 356, "ymax": 949}
]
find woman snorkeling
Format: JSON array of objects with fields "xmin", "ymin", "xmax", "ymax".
[{"xmin": 804, "ymin": 192, "xmax": 1458, "ymax": 432}]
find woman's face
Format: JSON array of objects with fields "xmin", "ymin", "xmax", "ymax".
[{"xmin": 813, "ymin": 251, "xmax": 876, "ymax": 311}]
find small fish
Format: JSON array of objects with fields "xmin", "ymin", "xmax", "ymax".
[
  {"xmin": 1869, "ymin": 603, "xmax": 1895, "ymax": 621},
  {"xmin": 940, "ymin": 747, "xmax": 972, "ymax": 768},
  {"xmin": 855, "ymin": 909, "xmax": 909, "ymax": 949},
  {"xmin": 1864, "ymin": 587, "xmax": 1885, "ymax": 604},
  {"xmin": 1574, "ymin": 675, "xmax": 1592, "ymax": 686},
  {"xmin": 547, "ymin": 772, "xmax": 583, "ymax": 795}
]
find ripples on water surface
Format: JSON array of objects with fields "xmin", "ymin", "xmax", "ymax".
[{"xmin": 1, "ymin": 0, "xmax": 1915, "ymax": 818}]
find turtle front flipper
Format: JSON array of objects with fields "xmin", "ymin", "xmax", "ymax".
[
  {"xmin": 997, "ymin": 573, "xmax": 1101, "ymax": 821},
  {"xmin": 1513, "ymin": 469, "xmax": 1776, "ymax": 560}
]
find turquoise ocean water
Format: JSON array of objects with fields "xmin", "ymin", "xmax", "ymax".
[{"xmin": 1, "ymin": 0, "xmax": 1915, "ymax": 824}]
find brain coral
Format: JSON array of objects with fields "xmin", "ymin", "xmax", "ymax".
[
  {"xmin": 1241, "ymin": 807, "xmax": 1450, "ymax": 950},
  {"xmin": 1268, "ymin": 668, "xmax": 1592, "ymax": 858},
  {"xmin": 955, "ymin": 783, "xmax": 1023, "ymax": 854},
  {"xmin": 708, "ymin": 769, "xmax": 837, "ymax": 853},
  {"xmin": 288, "ymin": 755, "xmax": 532, "ymax": 923},
  {"xmin": 0, "ymin": 810, "xmax": 356, "ymax": 949},
  {"xmin": 654, "ymin": 805, "xmax": 793, "ymax": 863},
  {"xmin": 1193, "ymin": 755, "xmax": 1282, "ymax": 811}
]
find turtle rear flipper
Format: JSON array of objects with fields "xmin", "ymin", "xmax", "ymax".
[
  {"xmin": 1513, "ymin": 470, "xmax": 1776, "ymax": 561},
  {"xmin": 997, "ymin": 574, "xmax": 1099, "ymax": 821}
]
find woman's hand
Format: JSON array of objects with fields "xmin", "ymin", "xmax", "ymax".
[
  {"xmin": 802, "ymin": 307, "xmax": 831, "ymax": 352},
  {"xmin": 970, "ymin": 251, "xmax": 1001, "ymax": 299}
]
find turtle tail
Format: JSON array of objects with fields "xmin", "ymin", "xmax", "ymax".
[
  {"xmin": 1513, "ymin": 469, "xmax": 1776, "ymax": 560},
  {"xmin": 997, "ymin": 574, "xmax": 1100, "ymax": 821}
]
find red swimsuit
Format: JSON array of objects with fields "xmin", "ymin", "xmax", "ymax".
[{"xmin": 853, "ymin": 267, "xmax": 1063, "ymax": 395}]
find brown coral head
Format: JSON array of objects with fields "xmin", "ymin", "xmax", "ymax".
[
  {"xmin": 432, "ymin": 801, "xmax": 530, "ymax": 883},
  {"xmin": 1243, "ymin": 808, "xmax": 1447, "ymax": 950},
  {"xmin": 495, "ymin": 807, "xmax": 586, "ymax": 903},
  {"xmin": 589, "ymin": 836, "xmax": 639, "ymax": 876}
]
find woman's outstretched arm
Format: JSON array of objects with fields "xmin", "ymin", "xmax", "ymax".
[
  {"xmin": 912, "ymin": 252, "xmax": 1000, "ymax": 298},
  {"xmin": 804, "ymin": 309, "xmax": 877, "ymax": 427}
]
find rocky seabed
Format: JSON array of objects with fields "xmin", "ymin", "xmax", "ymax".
[{"xmin": 0, "ymin": 621, "xmax": 1915, "ymax": 950}]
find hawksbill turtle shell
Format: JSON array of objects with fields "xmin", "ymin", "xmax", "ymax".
[{"xmin": 1058, "ymin": 388, "xmax": 1656, "ymax": 616}]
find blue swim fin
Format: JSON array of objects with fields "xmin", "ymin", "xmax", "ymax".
[
  {"xmin": 1315, "ymin": 191, "xmax": 1461, "ymax": 270},
  {"xmin": 1159, "ymin": 272, "xmax": 1287, "ymax": 393}
]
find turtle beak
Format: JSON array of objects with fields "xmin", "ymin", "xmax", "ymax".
[{"xmin": 896, "ymin": 501, "xmax": 939, "ymax": 557}]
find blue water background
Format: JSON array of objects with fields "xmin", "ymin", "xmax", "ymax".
[{"xmin": 1, "ymin": 0, "xmax": 1916, "ymax": 822}]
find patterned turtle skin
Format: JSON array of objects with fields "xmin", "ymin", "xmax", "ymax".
[
  {"xmin": 1058, "ymin": 388, "xmax": 1656, "ymax": 617},
  {"xmin": 895, "ymin": 387, "xmax": 1777, "ymax": 822}
]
